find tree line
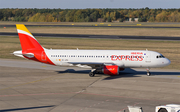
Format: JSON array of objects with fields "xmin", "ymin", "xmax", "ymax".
[{"xmin": 0, "ymin": 8, "xmax": 180, "ymax": 22}]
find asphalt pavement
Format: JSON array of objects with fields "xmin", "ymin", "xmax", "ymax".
[
  {"xmin": 1, "ymin": 32, "xmax": 180, "ymax": 40},
  {"xmin": 0, "ymin": 59, "xmax": 179, "ymax": 112}
]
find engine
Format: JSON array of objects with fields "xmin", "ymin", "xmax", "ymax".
[{"xmin": 102, "ymin": 65, "xmax": 124, "ymax": 75}]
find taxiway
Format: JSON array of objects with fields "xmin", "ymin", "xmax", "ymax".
[
  {"xmin": 0, "ymin": 59, "xmax": 180, "ymax": 112},
  {"xmin": 1, "ymin": 32, "xmax": 180, "ymax": 40}
]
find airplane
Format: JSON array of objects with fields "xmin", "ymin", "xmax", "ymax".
[{"xmin": 13, "ymin": 24, "xmax": 171, "ymax": 77}]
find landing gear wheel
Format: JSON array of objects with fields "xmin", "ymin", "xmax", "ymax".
[
  {"xmin": 147, "ymin": 72, "xmax": 151, "ymax": 76},
  {"xmin": 158, "ymin": 108, "xmax": 168, "ymax": 112},
  {"xmin": 89, "ymin": 72, "xmax": 95, "ymax": 77}
]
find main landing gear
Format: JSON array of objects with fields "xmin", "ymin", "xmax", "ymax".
[
  {"xmin": 146, "ymin": 68, "xmax": 151, "ymax": 76},
  {"xmin": 89, "ymin": 69, "xmax": 96, "ymax": 77}
]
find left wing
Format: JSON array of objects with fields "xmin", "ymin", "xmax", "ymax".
[{"xmin": 68, "ymin": 62, "xmax": 115, "ymax": 69}]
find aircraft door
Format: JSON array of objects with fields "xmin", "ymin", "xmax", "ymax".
[{"xmin": 145, "ymin": 52, "xmax": 151, "ymax": 62}]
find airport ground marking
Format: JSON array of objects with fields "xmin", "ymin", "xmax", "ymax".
[
  {"xmin": 41, "ymin": 66, "xmax": 47, "ymax": 67},
  {"xmin": 48, "ymin": 76, "xmax": 103, "ymax": 112}
]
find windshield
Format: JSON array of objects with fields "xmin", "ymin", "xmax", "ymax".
[{"xmin": 156, "ymin": 54, "xmax": 165, "ymax": 58}]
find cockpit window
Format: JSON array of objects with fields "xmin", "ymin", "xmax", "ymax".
[{"xmin": 156, "ymin": 55, "xmax": 165, "ymax": 58}]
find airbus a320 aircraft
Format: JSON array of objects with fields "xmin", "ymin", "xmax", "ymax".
[{"xmin": 13, "ymin": 24, "xmax": 171, "ymax": 77}]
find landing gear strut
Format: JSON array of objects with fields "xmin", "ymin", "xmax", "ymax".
[
  {"xmin": 146, "ymin": 68, "xmax": 151, "ymax": 76},
  {"xmin": 89, "ymin": 69, "xmax": 96, "ymax": 77}
]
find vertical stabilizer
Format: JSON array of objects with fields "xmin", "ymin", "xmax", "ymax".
[
  {"xmin": 16, "ymin": 24, "xmax": 43, "ymax": 52},
  {"xmin": 15, "ymin": 24, "xmax": 54, "ymax": 65}
]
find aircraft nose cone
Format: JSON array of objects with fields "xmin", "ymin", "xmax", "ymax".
[{"xmin": 163, "ymin": 58, "xmax": 171, "ymax": 66}]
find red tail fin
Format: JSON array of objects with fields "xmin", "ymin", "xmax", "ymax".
[
  {"xmin": 16, "ymin": 24, "xmax": 55, "ymax": 65},
  {"xmin": 16, "ymin": 24, "xmax": 43, "ymax": 52}
]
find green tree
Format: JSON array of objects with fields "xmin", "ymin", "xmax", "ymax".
[
  {"xmin": 138, "ymin": 17, "xmax": 147, "ymax": 22},
  {"xmin": 107, "ymin": 16, "xmax": 111, "ymax": 22},
  {"xmin": 28, "ymin": 13, "xmax": 57, "ymax": 22},
  {"xmin": 119, "ymin": 18, "xmax": 124, "ymax": 22},
  {"xmin": 105, "ymin": 12, "xmax": 110, "ymax": 20},
  {"xmin": 85, "ymin": 16, "xmax": 90, "ymax": 22},
  {"xmin": 90, "ymin": 11, "xmax": 98, "ymax": 22},
  {"xmin": 58, "ymin": 11, "xmax": 66, "ymax": 22},
  {"xmin": 110, "ymin": 12, "xmax": 116, "ymax": 21},
  {"xmin": 168, "ymin": 12, "xmax": 180, "ymax": 22},
  {"xmin": 1, "ymin": 8, "xmax": 180, "ymax": 22},
  {"xmin": 131, "ymin": 17, "xmax": 135, "ymax": 21},
  {"xmin": 155, "ymin": 11, "xmax": 169, "ymax": 22},
  {"xmin": 0, "ymin": 11, "xmax": 3, "ymax": 20},
  {"xmin": 148, "ymin": 16, "xmax": 155, "ymax": 22}
]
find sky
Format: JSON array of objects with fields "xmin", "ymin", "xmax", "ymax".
[{"xmin": 0, "ymin": 0, "xmax": 180, "ymax": 9}]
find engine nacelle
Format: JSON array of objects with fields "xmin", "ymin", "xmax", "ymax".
[{"xmin": 102, "ymin": 65, "xmax": 119, "ymax": 75}]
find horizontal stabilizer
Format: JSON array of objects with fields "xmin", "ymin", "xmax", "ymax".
[
  {"xmin": 13, "ymin": 51, "xmax": 34, "ymax": 58},
  {"xmin": 22, "ymin": 53, "xmax": 34, "ymax": 58}
]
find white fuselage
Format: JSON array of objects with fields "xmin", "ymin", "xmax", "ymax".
[
  {"xmin": 14, "ymin": 24, "xmax": 171, "ymax": 76},
  {"xmin": 44, "ymin": 49, "xmax": 170, "ymax": 68}
]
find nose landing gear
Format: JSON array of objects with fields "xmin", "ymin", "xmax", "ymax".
[{"xmin": 146, "ymin": 68, "xmax": 151, "ymax": 76}]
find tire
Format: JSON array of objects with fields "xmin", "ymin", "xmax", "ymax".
[
  {"xmin": 158, "ymin": 108, "xmax": 168, "ymax": 112},
  {"xmin": 147, "ymin": 72, "xmax": 151, "ymax": 76},
  {"xmin": 89, "ymin": 72, "xmax": 95, "ymax": 77}
]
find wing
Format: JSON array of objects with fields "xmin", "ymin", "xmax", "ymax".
[{"xmin": 68, "ymin": 62, "xmax": 115, "ymax": 69}]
